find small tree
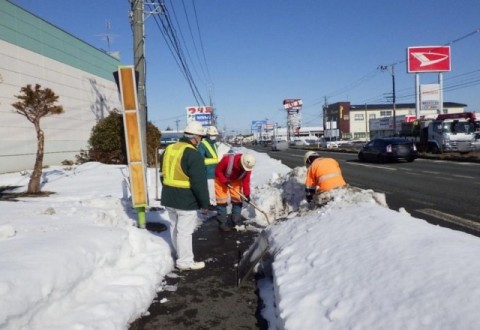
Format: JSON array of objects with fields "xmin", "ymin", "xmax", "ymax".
[
  {"xmin": 12, "ymin": 84, "xmax": 64, "ymax": 194},
  {"xmin": 80, "ymin": 110, "xmax": 162, "ymax": 167},
  {"xmin": 86, "ymin": 110, "xmax": 127, "ymax": 164},
  {"xmin": 146, "ymin": 121, "xmax": 162, "ymax": 167}
]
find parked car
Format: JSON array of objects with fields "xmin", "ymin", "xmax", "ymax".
[
  {"xmin": 271, "ymin": 140, "xmax": 288, "ymax": 151},
  {"xmin": 358, "ymin": 137, "xmax": 418, "ymax": 163},
  {"xmin": 160, "ymin": 136, "xmax": 179, "ymax": 147}
]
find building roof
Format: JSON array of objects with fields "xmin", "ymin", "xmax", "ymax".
[{"xmin": 348, "ymin": 102, "xmax": 467, "ymax": 111}]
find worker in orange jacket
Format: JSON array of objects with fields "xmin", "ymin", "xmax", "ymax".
[{"xmin": 304, "ymin": 151, "xmax": 346, "ymax": 205}]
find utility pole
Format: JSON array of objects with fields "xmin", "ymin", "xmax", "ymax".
[
  {"xmin": 130, "ymin": 0, "xmax": 147, "ymax": 163},
  {"xmin": 175, "ymin": 119, "xmax": 180, "ymax": 132},
  {"xmin": 379, "ymin": 65, "xmax": 396, "ymax": 136}
]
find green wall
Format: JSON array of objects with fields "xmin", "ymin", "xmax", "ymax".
[{"xmin": 0, "ymin": 0, "xmax": 120, "ymax": 81}]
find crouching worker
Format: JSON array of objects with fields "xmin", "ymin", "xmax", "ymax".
[
  {"xmin": 304, "ymin": 151, "xmax": 346, "ymax": 207},
  {"xmin": 214, "ymin": 153, "xmax": 256, "ymax": 231}
]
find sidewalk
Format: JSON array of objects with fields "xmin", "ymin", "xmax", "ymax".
[{"xmin": 129, "ymin": 218, "xmax": 268, "ymax": 329}]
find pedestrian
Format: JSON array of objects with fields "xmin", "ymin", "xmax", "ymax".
[
  {"xmin": 214, "ymin": 152, "xmax": 256, "ymax": 231},
  {"xmin": 160, "ymin": 121, "xmax": 210, "ymax": 270},
  {"xmin": 197, "ymin": 125, "xmax": 219, "ymax": 208},
  {"xmin": 304, "ymin": 151, "xmax": 347, "ymax": 206}
]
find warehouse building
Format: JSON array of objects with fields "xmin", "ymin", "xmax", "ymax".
[{"xmin": 0, "ymin": 1, "xmax": 122, "ymax": 173}]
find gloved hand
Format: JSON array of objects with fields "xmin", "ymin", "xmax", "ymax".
[
  {"xmin": 226, "ymin": 182, "xmax": 232, "ymax": 188},
  {"xmin": 306, "ymin": 195, "xmax": 313, "ymax": 203},
  {"xmin": 243, "ymin": 195, "xmax": 250, "ymax": 203}
]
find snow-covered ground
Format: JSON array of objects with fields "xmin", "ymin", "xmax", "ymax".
[{"xmin": 1, "ymin": 145, "xmax": 480, "ymax": 329}]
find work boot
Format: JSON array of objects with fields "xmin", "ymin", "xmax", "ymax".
[
  {"xmin": 231, "ymin": 213, "xmax": 242, "ymax": 227},
  {"xmin": 217, "ymin": 215, "xmax": 231, "ymax": 232}
]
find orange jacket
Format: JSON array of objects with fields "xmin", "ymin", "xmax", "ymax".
[{"xmin": 305, "ymin": 157, "xmax": 346, "ymax": 193}]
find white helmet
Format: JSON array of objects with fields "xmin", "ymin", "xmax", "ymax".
[
  {"xmin": 304, "ymin": 151, "xmax": 319, "ymax": 165},
  {"xmin": 240, "ymin": 154, "xmax": 256, "ymax": 171},
  {"xmin": 206, "ymin": 126, "xmax": 219, "ymax": 136},
  {"xmin": 184, "ymin": 121, "xmax": 205, "ymax": 136}
]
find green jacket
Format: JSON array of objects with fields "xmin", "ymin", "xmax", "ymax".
[
  {"xmin": 197, "ymin": 137, "xmax": 218, "ymax": 179},
  {"xmin": 160, "ymin": 137, "xmax": 210, "ymax": 210}
]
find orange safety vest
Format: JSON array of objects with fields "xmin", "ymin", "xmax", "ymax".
[
  {"xmin": 305, "ymin": 158, "xmax": 346, "ymax": 193},
  {"xmin": 162, "ymin": 142, "xmax": 196, "ymax": 188}
]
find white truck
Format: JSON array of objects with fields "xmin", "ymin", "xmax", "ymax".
[{"xmin": 402, "ymin": 113, "xmax": 477, "ymax": 153}]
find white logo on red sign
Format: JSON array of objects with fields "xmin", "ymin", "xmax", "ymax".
[{"xmin": 407, "ymin": 46, "xmax": 451, "ymax": 73}]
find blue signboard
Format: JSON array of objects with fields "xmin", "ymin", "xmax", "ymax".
[
  {"xmin": 251, "ymin": 120, "xmax": 267, "ymax": 131},
  {"xmin": 194, "ymin": 113, "xmax": 212, "ymax": 126}
]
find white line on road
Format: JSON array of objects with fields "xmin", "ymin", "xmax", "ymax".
[
  {"xmin": 416, "ymin": 208, "xmax": 480, "ymax": 231},
  {"xmin": 409, "ymin": 199, "xmax": 435, "ymax": 206},
  {"xmin": 452, "ymin": 174, "xmax": 475, "ymax": 179},
  {"xmin": 347, "ymin": 163, "xmax": 397, "ymax": 171}
]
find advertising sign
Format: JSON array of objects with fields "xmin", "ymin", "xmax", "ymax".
[
  {"xmin": 186, "ymin": 106, "xmax": 212, "ymax": 126},
  {"xmin": 283, "ymin": 99, "xmax": 303, "ymax": 110},
  {"xmin": 251, "ymin": 120, "xmax": 267, "ymax": 132},
  {"xmin": 407, "ymin": 46, "xmax": 451, "ymax": 73},
  {"xmin": 420, "ymin": 84, "xmax": 440, "ymax": 110}
]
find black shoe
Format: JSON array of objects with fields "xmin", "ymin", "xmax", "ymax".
[{"xmin": 219, "ymin": 224, "xmax": 232, "ymax": 232}]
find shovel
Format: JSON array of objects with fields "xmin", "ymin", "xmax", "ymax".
[
  {"xmin": 226, "ymin": 184, "xmax": 272, "ymax": 287},
  {"xmin": 227, "ymin": 184, "xmax": 270, "ymax": 225}
]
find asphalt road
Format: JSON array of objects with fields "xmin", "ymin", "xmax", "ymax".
[
  {"xmin": 129, "ymin": 217, "xmax": 268, "ymax": 330},
  {"xmin": 251, "ymin": 145, "xmax": 480, "ymax": 236}
]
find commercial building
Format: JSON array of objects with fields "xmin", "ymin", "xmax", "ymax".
[
  {"xmin": 0, "ymin": 1, "xmax": 122, "ymax": 173},
  {"xmin": 324, "ymin": 101, "xmax": 467, "ymax": 141}
]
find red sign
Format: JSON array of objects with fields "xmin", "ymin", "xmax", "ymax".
[
  {"xmin": 186, "ymin": 106, "xmax": 212, "ymax": 114},
  {"xmin": 407, "ymin": 46, "xmax": 451, "ymax": 73},
  {"xmin": 283, "ymin": 99, "xmax": 303, "ymax": 110}
]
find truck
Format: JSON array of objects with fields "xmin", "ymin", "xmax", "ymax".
[{"xmin": 400, "ymin": 112, "xmax": 477, "ymax": 153}]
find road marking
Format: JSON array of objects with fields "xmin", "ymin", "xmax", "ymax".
[
  {"xmin": 416, "ymin": 208, "xmax": 480, "ymax": 231},
  {"xmin": 422, "ymin": 171, "xmax": 441, "ymax": 175},
  {"xmin": 452, "ymin": 174, "xmax": 475, "ymax": 179},
  {"xmin": 348, "ymin": 162, "xmax": 396, "ymax": 171},
  {"xmin": 409, "ymin": 199, "xmax": 435, "ymax": 206}
]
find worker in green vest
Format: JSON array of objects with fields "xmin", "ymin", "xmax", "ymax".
[
  {"xmin": 160, "ymin": 121, "xmax": 209, "ymax": 271},
  {"xmin": 198, "ymin": 126, "xmax": 220, "ymax": 208}
]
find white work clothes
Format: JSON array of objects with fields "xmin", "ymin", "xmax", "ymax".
[
  {"xmin": 207, "ymin": 178, "xmax": 216, "ymax": 206},
  {"xmin": 166, "ymin": 207, "xmax": 198, "ymax": 268}
]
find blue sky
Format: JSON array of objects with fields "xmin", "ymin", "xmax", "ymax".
[{"xmin": 11, "ymin": 0, "xmax": 480, "ymax": 133}]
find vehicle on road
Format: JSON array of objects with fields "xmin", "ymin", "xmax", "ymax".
[
  {"xmin": 271, "ymin": 140, "xmax": 288, "ymax": 151},
  {"xmin": 401, "ymin": 112, "xmax": 476, "ymax": 153},
  {"xmin": 358, "ymin": 137, "xmax": 418, "ymax": 163},
  {"xmin": 473, "ymin": 132, "xmax": 480, "ymax": 151}
]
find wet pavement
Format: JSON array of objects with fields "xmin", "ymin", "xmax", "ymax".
[{"xmin": 129, "ymin": 218, "xmax": 268, "ymax": 330}]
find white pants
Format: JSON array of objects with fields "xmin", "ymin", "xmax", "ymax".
[
  {"xmin": 166, "ymin": 207, "xmax": 198, "ymax": 268},
  {"xmin": 207, "ymin": 178, "xmax": 216, "ymax": 206}
]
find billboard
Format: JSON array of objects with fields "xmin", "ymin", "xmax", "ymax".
[
  {"xmin": 251, "ymin": 120, "xmax": 267, "ymax": 132},
  {"xmin": 420, "ymin": 84, "xmax": 440, "ymax": 110},
  {"xmin": 407, "ymin": 46, "xmax": 451, "ymax": 73},
  {"xmin": 186, "ymin": 106, "xmax": 212, "ymax": 126},
  {"xmin": 283, "ymin": 99, "xmax": 303, "ymax": 110}
]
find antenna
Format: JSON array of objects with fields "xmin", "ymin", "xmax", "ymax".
[{"xmin": 95, "ymin": 19, "xmax": 117, "ymax": 52}]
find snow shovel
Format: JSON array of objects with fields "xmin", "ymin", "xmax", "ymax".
[
  {"xmin": 237, "ymin": 229, "xmax": 270, "ymax": 287},
  {"xmin": 227, "ymin": 184, "xmax": 271, "ymax": 225}
]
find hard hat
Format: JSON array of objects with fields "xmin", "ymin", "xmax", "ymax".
[
  {"xmin": 184, "ymin": 121, "xmax": 205, "ymax": 136},
  {"xmin": 240, "ymin": 154, "xmax": 256, "ymax": 171},
  {"xmin": 206, "ymin": 126, "xmax": 219, "ymax": 136},
  {"xmin": 304, "ymin": 151, "xmax": 319, "ymax": 165}
]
